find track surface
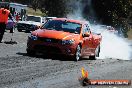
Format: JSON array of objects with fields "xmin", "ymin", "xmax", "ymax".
[{"xmin": 0, "ymin": 30, "xmax": 132, "ymax": 88}]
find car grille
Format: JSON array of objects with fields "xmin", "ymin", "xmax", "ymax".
[
  {"xmin": 38, "ymin": 37, "xmax": 61, "ymax": 43},
  {"xmin": 17, "ymin": 23, "xmax": 35, "ymax": 29},
  {"xmin": 34, "ymin": 45, "xmax": 61, "ymax": 53}
]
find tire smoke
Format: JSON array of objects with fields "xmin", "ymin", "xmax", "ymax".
[{"xmin": 91, "ymin": 25, "xmax": 132, "ymax": 60}]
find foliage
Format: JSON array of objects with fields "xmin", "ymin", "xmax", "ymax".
[
  {"xmin": 92, "ymin": 0, "xmax": 132, "ymax": 37},
  {"xmin": 41, "ymin": 0, "xmax": 68, "ymax": 17}
]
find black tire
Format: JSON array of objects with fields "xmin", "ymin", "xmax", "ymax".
[
  {"xmin": 89, "ymin": 45, "xmax": 100, "ymax": 60},
  {"xmin": 18, "ymin": 29, "xmax": 22, "ymax": 32},
  {"xmin": 74, "ymin": 45, "xmax": 81, "ymax": 61},
  {"xmin": 89, "ymin": 55, "xmax": 96, "ymax": 60},
  {"xmin": 27, "ymin": 49, "xmax": 36, "ymax": 56}
]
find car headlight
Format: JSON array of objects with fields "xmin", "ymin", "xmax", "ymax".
[
  {"xmin": 30, "ymin": 34, "xmax": 38, "ymax": 40},
  {"xmin": 30, "ymin": 25, "xmax": 36, "ymax": 28},
  {"xmin": 62, "ymin": 39, "xmax": 75, "ymax": 45}
]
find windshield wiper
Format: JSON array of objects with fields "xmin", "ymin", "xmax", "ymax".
[{"xmin": 47, "ymin": 28, "xmax": 56, "ymax": 30}]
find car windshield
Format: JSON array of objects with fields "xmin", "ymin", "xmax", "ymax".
[
  {"xmin": 27, "ymin": 16, "xmax": 41, "ymax": 22},
  {"xmin": 41, "ymin": 20, "xmax": 81, "ymax": 34}
]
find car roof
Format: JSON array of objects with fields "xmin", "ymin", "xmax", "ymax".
[{"xmin": 52, "ymin": 18, "xmax": 88, "ymax": 24}]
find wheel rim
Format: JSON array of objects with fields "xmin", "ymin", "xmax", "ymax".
[
  {"xmin": 76, "ymin": 45, "xmax": 81, "ymax": 61},
  {"xmin": 95, "ymin": 46, "xmax": 100, "ymax": 57}
]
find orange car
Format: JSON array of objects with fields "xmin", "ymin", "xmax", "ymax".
[{"xmin": 27, "ymin": 18, "xmax": 102, "ymax": 61}]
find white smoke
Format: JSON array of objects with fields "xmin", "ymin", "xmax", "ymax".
[
  {"xmin": 66, "ymin": 0, "xmax": 132, "ymax": 60},
  {"xmin": 91, "ymin": 25, "xmax": 132, "ymax": 60},
  {"xmin": 66, "ymin": 0, "xmax": 85, "ymax": 20}
]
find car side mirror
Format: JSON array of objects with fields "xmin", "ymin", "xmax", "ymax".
[{"xmin": 83, "ymin": 32, "xmax": 90, "ymax": 37}]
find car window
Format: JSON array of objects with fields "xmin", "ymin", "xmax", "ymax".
[
  {"xmin": 27, "ymin": 16, "xmax": 41, "ymax": 22},
  {"xmin": 42, "ymin": 20, "xmax": 81, "ymax": 34},
  {"xmin": 62, "ymin": 22, "xmax": 81, "ymax": 33}
]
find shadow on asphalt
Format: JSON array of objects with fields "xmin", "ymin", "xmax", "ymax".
[
  {"xmin": 16, "ymin": 52, "xmax": 93, "ymax": 61},
  {"xmin": 16, "ymin": 52, "xmax": 27, "ymax": 56},
  {"xmin": 16, "ymin": 52, "xmax": 74, "ymax": 61}
]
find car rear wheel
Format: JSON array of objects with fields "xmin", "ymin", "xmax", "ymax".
[
  {"xmin": 89, "ymin": 45, "xmax": 100, "ymax": 60},
  {"xmin": 74, "ymin": 45, "xmax": 81, "ymax": 61}
]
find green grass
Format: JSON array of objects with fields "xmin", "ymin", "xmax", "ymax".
[{"xmin": 27, "ymin": 7, "xmax": 46, "ymax": 16}]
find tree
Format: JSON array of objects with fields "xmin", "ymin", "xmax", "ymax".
[
  {"xmin": 41, "ymin": 0, "xmax": 67, "ymax": 17},
  {"xmin": 91, "ymin": 0, "xmax": 132, "ymax": 37},
  {"xmin": 31, "ymin": 0, "xmax": 39, "ymax": 11}
]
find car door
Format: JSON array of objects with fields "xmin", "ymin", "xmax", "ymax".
[{"xmin": 82, "ymin": 24, "xmax": 93, "ymax": 56}]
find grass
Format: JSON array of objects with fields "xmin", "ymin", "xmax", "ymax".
[
  {"xmin": 27, "ymin": 7, "xmax": 46, "ymax": 16},
  {"xmin": 127, "ymin": 27, "xmax": 132, "ymax": 40}
]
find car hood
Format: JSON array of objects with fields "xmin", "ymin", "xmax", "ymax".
[
  {"xmin": 32, "ymin": 29, "xmax": 79, "ymax": 40},
  {"xmin": 18, "ymin": 21, "xmax": 41, "ymax": 26}
]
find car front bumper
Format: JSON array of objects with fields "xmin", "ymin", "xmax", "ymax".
[
  {"xmin": 17, "ymin": 23, "xmax": 37, "ymax": 31},
  {"xmin": 27, "ymin": 37, "xmax": 78, "ymax": 56}
]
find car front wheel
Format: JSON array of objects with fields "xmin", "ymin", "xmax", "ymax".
[{"xmin": 74, "ymin": 45, "xmax": 81, "ymax": 61}]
